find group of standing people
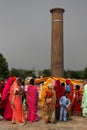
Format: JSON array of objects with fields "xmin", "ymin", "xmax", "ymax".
[
  {"xmin": 41, "ymin": 79, "xmax": 71, "ymax": 123},
  {"xmin": 41, "ymin": 78, "xmax": 84, "ymax": 123},
  {"xmin": 0, "ymin": 77, "xmax": 38, "ymax": 126},
  {"xmin": 0, "ymin": 76, "xmax": 87, "ymax": 125}
]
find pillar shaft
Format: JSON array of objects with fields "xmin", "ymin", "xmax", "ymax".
[{"xmin": 50, "ymin": 8, "xmax": 65, "ymax": 77}]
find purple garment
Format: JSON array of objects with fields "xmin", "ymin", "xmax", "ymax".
[
  {"xmin": 2, "ymin": 77, "xmax": 13, "ymax": 120},
  {"xmin": 27, "ymin": 84, "xmax": 38, "ymax": 122}
]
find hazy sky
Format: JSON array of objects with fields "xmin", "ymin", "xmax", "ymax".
[{"xmin": 0, "ymin": 0, "xmax": 87, "ymax": 71}]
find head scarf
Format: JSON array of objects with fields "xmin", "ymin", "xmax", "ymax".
[
  {"xmin": 66, "ymin": 79, "xmax": 71, "ymax": 84},
  {"xmin": 2, "ymin": 77, "xmax": 13, "ymax": 100}
]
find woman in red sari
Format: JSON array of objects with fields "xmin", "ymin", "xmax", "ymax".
[
  {"xmin": 54, "ymin": 80, "xmax": 61, "ymax": 120},
  {"xmin": 26, "ymin": 78, "xmax": 38, "ymax": 122},
  {"xmin": 74, "ymin": 85, "xmax": 82, "ymax": 116}
]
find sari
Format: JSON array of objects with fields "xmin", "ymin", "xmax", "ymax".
[
  {"xmin": 54, "ymin": 80, "xmax": 61, "ymax": 119},
  {"xmin": 0, "ymin": 83, "xmax": 4, "ymax": 117},
  {"xmin": 2, "ymin": 77, "xmax": 13, "ymax": 120},
  {"xmin": 11, "ymin": 82, "xmax": 25, "ymax": 124},
  {"xmin": 74, "ymin": 90, "xmax": 82, "ymax": 116},
  {"xmin": 60, "ymin": 83, "xmax": 65, "ymax": 97},
  {"xmin": 66, "ymin": 80, "xmax": 74, "ymax": 117},
  {"xmin": 27, "ymin": 84, "xmax": 38, "ymax": 122},
  {"xmin": 42, "ymin": 87, "xmax": 56, "ymax": 123},
  {"xmin": 81, "ymin": 84, "xmax": 87, "ymax": 117}
]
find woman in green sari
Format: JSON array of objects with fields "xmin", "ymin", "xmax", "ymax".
[{"xmin": 81, "ymin": 84, "xmax": 87, "ymax": 117}]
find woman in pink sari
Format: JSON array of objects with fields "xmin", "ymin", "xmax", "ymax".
[
  {"xmin": 26, "ymin": 78, "xmax": 38, "ymax": 122},
  {"xmin": 2, "ymin": 77, "xmax": 13, "ymax": 120},
  {"xmin": 0, "ymin": 80, "xmax": 5, "ymax": 117}
]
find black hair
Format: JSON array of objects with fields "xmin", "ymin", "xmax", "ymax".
[
  {"xmin": 75, "ymin": 85, "xmax": 80, "ymax": 90},
  {"xmin": 64, "ymin": 90, "xmax": 70, "ymax": 95},
  {"xmin": 16, "ymin": 78, "xmax": 22, "ymax": 83},
  {"xmin": 22, "ymin": 81, "xmax": 25, "ymax": 86},
  {"xmin": 30, "ymin": 78, "xmax": 34, "ymax": 85},
  {"xmin": 61, "ymin": 82, "xmax": 65, "ymax": 87}
]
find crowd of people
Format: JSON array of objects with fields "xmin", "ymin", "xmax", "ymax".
[
  {"xmin": 0, "ymin": 76, "xmax": 87, "ymax": 126},
  {"xmin": 0, "ymin": 77, "xmax": 38, "ymax": 126}
]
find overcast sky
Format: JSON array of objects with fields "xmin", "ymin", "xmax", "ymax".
[{"xmin": 0, "ymin": 0, "xmax": 87, "ymax": 71}]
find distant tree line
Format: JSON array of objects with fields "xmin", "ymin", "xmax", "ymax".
[{"xmin": 0, "ymin": 53, "xmax": 87, "ymax": 79}]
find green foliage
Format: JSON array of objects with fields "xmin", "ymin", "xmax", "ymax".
[
  {"xmin": 64, "ymin": 70, "xmax": 72, "ymax": 78},
  {"xmin": 0, "ymin": 53, "xmax": 9, "ymax": 79},
  {"xmin": 9, "ymin": 68, "xmax": 20, "ymax": 77},
  {"xmin": 9, "ymin": 68, "xmax": 87, "ymax": 79},
  {"xmin": 64, "ymin": 70, "xmax": 84, "ymax": 79},
  {"xmin": 83, "ymin": 67, "xmax": 87, "ymax": 79},
  {"xmin": 9, "ymin": 68, "xmax": 34, "ymax": 79},
  {"xmin": 23, "ymin": 70, "xmax": 33, "ymax": 78},
  {"xmin": 42, "ymin": 69, "xmax": 51, "ymax": 77}
]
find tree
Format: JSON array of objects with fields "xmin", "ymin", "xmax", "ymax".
[
  {"xmin": 0, "ymin": 53, "xmax": 9, "ymax": 79},
  {"xmin": 9, "ymin": 68, "xmax": 20, "ymax": 77},
  {"xmin": 64, "ymin": 69, "xmax": 84, "ymax": 79},
  {"xmin": 64, "ymin": 70, "xmax": 72, "ymax": 78},
  {"xmin": 83, "ymin": 67, "xmax": 87, "ymax": 79},
  {"xmin": 9, "ymin": 68, "xmax": 34, "ymax": 79},
  {"xmin": 42, "ymin": 69, "xmax": 51, "ymax": 77},
  {"xmin": 22, "ymin": 70, "xmax": 33, "ymax": 78}
]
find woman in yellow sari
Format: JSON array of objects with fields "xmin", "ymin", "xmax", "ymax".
[{"xmin": 41, "ymin": 83, "xmax": 56, "ymax": 123}]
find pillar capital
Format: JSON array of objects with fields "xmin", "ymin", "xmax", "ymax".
[{"xmin": 50, "ymin": 8, "xmax": 65, "ymax": 13}]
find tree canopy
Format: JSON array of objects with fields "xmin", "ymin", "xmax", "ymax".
[{"xmin": 0, "ymin": 53, "xmax": 9, "ymax": 79}]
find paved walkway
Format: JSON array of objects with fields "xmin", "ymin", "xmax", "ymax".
[{"xmin": 0, "ymin": 110, "xmax": 87, "ymax": 130}]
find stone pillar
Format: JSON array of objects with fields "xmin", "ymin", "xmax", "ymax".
[{"xmin": 50, "ymin": 8, "xmax": 65, "ymax": 77}]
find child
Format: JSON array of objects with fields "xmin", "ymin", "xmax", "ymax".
[{"xmin": 59, "ymin": 91, "xmax": 70, "ymax": 122}]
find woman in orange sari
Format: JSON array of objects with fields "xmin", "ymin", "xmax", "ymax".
[
  {"xmin": 66, "ymin": 79, "xmax": 74, "ymax": 119},
  {"xmin": 11, "ymin": 78, "xmax": 25, "ymax": 125}
]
